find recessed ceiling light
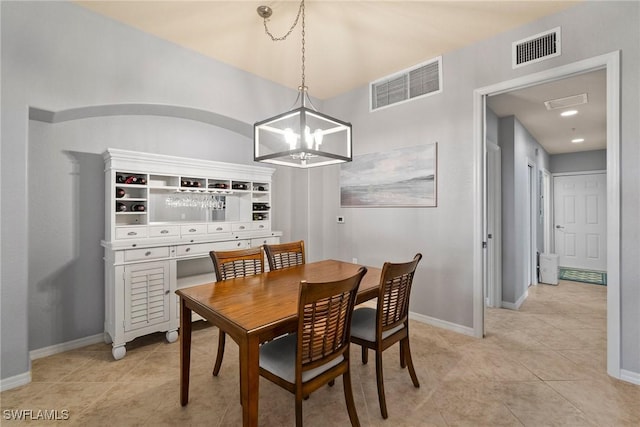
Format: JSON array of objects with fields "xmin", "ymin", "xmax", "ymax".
[
  {"xmin": 561, "ymin": 110, "xmax": 578, "ymax": 117},
  {"xmin": 571, "ymin": 138, "xmax": 585, "ymax": 143}
]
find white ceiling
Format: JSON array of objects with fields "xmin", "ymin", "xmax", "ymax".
[
  {"xmin": 75, "ymin": 0, "xmax": 600, "ymax": 155},
  {"xmin": 487, "ymin": 69, "xmax": 606, "ymax": 154},
  {"xmin": 75, "ymin": 0, "xmax": 580, "ymax": 100}
]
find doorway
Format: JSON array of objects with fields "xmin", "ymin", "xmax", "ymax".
[{"xmin": 473, "ymin": 51, "xmax": 620, "ymax": 379}]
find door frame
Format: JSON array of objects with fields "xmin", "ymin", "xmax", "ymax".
[
  {"xmin": 473, "ymin": 51, "xmax": 621, "ymax": 379},
  {"xmin": 541, "ymin": 168, "xmax": 552, "ymax": 254},
  {"xmin": 486, "ymin": 141, "xmax": 502, "ymax": 308},
  {"xmin": 527, "ymin": 160, "xmax": 538, "ymax": 288}
]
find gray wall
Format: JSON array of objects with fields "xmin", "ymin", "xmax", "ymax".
[
  {"xmin": 313, "ymin": 1, "xmax": 639, "ymax": 373},
  {"xmin": 2, "ymin": 1, "xmax": 640, "ymax": 383},
  {"xmin": 498, "ymin": 116, "xmax": 551, "ymax": 305},
  {"xmin": 551, "ymin": 149, "xmax": 607, "ymax": 173},
  {"xmin": 1, "ymin": 1, "xmax": 300, "ymax": 380}
]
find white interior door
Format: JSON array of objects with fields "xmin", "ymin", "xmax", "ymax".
[{"xmin": 553, "ymin": 173, "xmax": 607, "ymax": 270}]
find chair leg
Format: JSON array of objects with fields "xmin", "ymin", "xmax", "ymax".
[
  {"xmin": 361, "ymin": 345, "xmax": 368, "ymax": 364},
  {"xmin": 342, "ymin": 371, "xmax": 361, "ymax": 427},
  {"xmin": 375, "ymin": 351, "xmax": 388, "ymax": 419},
  {"xmin": 400, "ymin": 341, "xmax": 406, "ymax": 368},
  {"xmin": 212, "ymin": 330, "xmax": 226, "ymax": 376},
  {"xmin": 402, "ymin": 338, "xmax": 420, "ymax": 388},
  {"xmin": 295, "ymin": 394, "xmax": 303, "ymax": 427},
  {"xmin": 328, "ymin": 379, "xmax": 335, "ymax": 387}
]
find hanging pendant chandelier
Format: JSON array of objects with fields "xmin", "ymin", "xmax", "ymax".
[{"xmin": 254, "ymin": 0, "xmax": 352, "ymax": 168}]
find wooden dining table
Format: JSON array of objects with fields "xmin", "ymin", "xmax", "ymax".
[{"xmin": 177, "ymin": 259, "xmax": 382, "ymax": 427}]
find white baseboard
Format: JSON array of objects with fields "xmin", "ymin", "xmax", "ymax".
[
  {"xmin": 29, "ymin": 333, "xmax": 105, "ymax": 360},
  {"xmin": 501, "ymin": 289, "xmax": 529, "ymax": 310},
  {"xmin": 409, "ymin": 311, "xmax": 475, "ymax": 337},
  {"xmin": 0, "ymin": 371, "xmax": 31, "ymax": 392},
  {"xmin": 620, "ymin": 369, "xmax": 640, "ymax": 385},
  {"xmin": 2, "ymin": 333, "xmax": 106, "ymax": 392}
]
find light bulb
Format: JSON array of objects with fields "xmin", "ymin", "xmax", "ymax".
[
  {"xmin": 314, "ymin": 129, "xmax": 323, "ymax": 150},
  {"xmin": 305, "ymin": 126, "xmax": 313, "ymax": 149},
  {"xmin": 284, "ymin": 128, "xmax": 297, "ymax": 150}
]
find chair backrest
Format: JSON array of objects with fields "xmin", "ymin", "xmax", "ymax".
[
  {"xmin": 209, "ymin": 247, "xmax": 265, "ymax": 282},
  {"xmin": 296, "ymin": 267, "xmax": 367, "ymax": 376},
  {"xmin": 264, "ymin": 240, "xmax": 306, "ymax": 271},
  {"xmin": 377, "ymin": 254, "xmax": 422, "ymax": 334}
]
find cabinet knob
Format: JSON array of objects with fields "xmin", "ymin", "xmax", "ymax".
[
  {"xmin": 145, "ymin": 251, "xmax": 151, "ymax": 256},
  {"xmin": 237, "ymin": 242, "xmax": 242, "ymax": 247},
  {"xmin": 160, "ymin": 229, "xmax": 169, "ymax": 234},
  {"xmin": 258, "ymin": 225, "xmax": 264, "ymax": 229},
  {"xmin": 165, "ymin": 290, "xmax": 170, "ymax": 295},
  {"xmin": 239, "ymin": 226, "xmax": 245, "ymax": 230},
  {"xmin": 216, "ymin": 227, "xmax": 223, "ymax": 231},
  {"xmin": 185, "ymin": 248, "xmax": 191, "ymax": 252},
  {"xmin": 128, "ymin": 231, "xmax": 137, "ymax": 236},
  {"xmin": 189, "ymin": 228, "xmax": 196, "ymax": 233}
]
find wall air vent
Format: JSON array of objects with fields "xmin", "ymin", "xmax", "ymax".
[
  {"xmin": 512, "ymin": 27, "xmax": 561, "ymax": 69},
  {"xmin": 370, "ymin": 56, "xmax": 442, "ymax": 111}
]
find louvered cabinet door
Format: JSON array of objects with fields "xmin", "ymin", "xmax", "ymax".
[{"xmin": 124, "ymin": 261, "xmax": 170, "ymax": 331}]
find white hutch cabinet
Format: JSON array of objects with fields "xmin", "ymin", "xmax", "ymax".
[{"xmin": 102, "ymin": 149, "xmax": 281, "ymax": 359}]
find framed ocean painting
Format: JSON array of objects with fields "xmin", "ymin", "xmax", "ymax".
[{"xmin": 340, "ymin": 143, "xmax": 437, "ymax": 207}]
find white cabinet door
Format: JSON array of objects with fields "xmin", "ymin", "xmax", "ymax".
[
  {"xmin": 553, "ymin": 173, "xmax": 606, "ymax": 270},
  {"xmin": 124, "ymin": 261, "xmax": 170, "ymax": 331}
]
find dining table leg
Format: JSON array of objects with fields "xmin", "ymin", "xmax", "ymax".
[
  {"xmin": 180, "ymin": 297, "xmax": 192, "ymax": 406},
  {"xmin": 239, "ymin": 334, "xmax": 260, "ymax": 427}
]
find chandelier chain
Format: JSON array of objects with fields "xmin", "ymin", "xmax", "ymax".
[
  {"xmin": 261, "ymin": 0, "xmax": 304, "ymax": 42},
  {"xmin": 301, "ymin": 0, "xmax": 305, "ymax": 90},
  {"xmin": 261, "ymin": 0, "xmax": 306, "ymax": 90}
]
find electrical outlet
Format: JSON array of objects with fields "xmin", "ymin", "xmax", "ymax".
[
  {"xmin": 352, "ymin": 258, "xmax": 358, "ymax": 264},
  {"xmin": 336, "ymin": 216, "xmax": 345, "ymax": 223}
]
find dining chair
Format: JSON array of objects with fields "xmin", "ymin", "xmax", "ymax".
[
  {"xmin": 209, "ymin": 246, "xmax": 265, "ymax": 376},
  {"xmin": 350, "ymin": 253, "xmax": 422, "ymax": 419},
  {"xmin": 264, "ymin": 240, "xmax": 305, "ymax": 271},
  {"xmin": 259, "ymin": 267, "xmax": 367, "ymax": 427}
]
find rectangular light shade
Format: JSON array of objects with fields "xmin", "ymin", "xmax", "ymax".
[{"xmin": 254, "ymin": 106, "xmax": 352, "ymax": 168}]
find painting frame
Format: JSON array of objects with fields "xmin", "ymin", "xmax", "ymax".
[{"xmin": 340, "ymin": 143, "xmax": 438, "ymax": 208}]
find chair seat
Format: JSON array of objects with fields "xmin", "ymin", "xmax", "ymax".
[
  {"xmin": 350, "ymin": 307, "xmax": 404, "ymax": 342},
  {"xmin": 260, "ymin": 333, "xmax": 344, "ymax": 383}
]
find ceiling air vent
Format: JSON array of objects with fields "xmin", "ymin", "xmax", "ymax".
[
  {"xmin": 512, "ymin": 27, "xmax": 561, "ymax": 69},
  {"xmin": 371, "ymin": 56, "xmax": 442, "ymax": 111},
  {"xmin": 544, "ymin": 93, "xmax": 588, "ymax": 110}
]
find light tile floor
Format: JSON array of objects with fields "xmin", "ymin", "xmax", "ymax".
[{"xmin": 2, "ymin": 280, "xmax": 639, "ymax": 426}]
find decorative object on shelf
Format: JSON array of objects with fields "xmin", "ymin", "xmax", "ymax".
[
  {"xmin": 116, "ymin": 202, "xmax": 127, "ymax": 212},
  {"xmin": 232, "ymin": 183, "xmax": 248, "ymax": 190},
  {"xmin": 340, "ymin": 143, "xmax": 438, "ymax": 207},
  {"xmin": 125, "ymin": 175, "xmax": 145, "ymax": 185},
  {"xmin": 209, "ymin": 182, "xmax": 228, "ymax": 189},
  {"xmin": 253, "ymin": 203, "xmax": 270, "ymax": 211},
  {"xmin": 253, "ymin": 0, "xmax": 352, "ymax": 168},
  {"xmin": 181, "ymin": 179, "xmax": 202, "ymax": 188},
  {"xmin": 116, "ymin": 188, "xmax": 126, "ymax": 198}
]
